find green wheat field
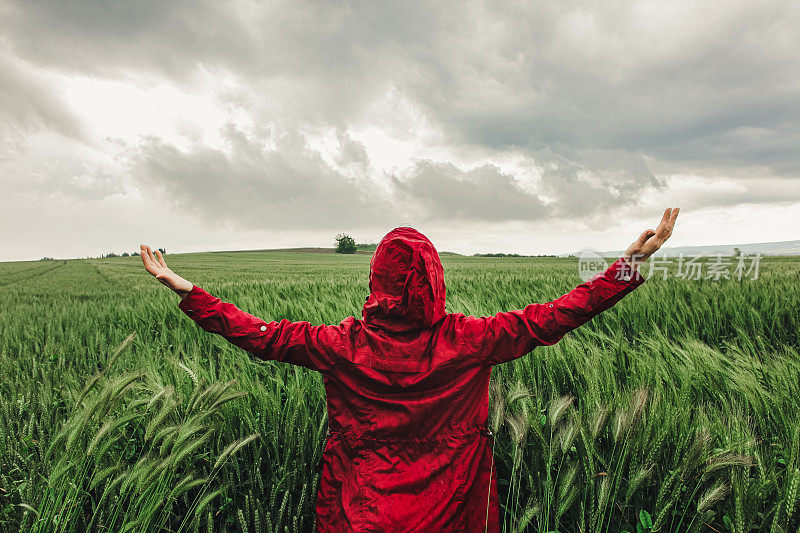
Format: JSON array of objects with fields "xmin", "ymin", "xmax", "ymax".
[{"xmin": 1, "ymin": 252, "xmax": 798, "ymax": 532}]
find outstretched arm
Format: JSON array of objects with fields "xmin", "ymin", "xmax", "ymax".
[
  {"xmin": 139, "ymin": 244, "xmax": 342, "ymax": 371},
  {"xmin": 454, "ymin": 208, "xmax": 679, "ymax": 365}
]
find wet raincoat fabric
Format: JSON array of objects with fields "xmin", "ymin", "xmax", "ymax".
[{"xmin": 178, "ymin": 227, "xmax": 645, "ymax": 532}]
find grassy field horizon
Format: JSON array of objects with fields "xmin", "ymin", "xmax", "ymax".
[{"xmin": 1, "ymin": 251, "xmax": 798, "ymax": 532}]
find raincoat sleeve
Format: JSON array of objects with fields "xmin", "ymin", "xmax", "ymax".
[
  {"xmin": 177, "ymin": 285, "xmax": 342, "ymax": 372},
  {"xmin": 455, "ymin": 257, "xmax": 645, "ymax": 365}
]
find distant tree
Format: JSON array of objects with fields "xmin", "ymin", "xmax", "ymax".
[
  {"xmin": 733, "ymin": 247, "xmax": 742, "ymax": 257},
  {"xmin": 122, "ymin": 252, "xmax": 130, "ymax": 257},
  {"xmin": 335, "ymin": 234, "xmax": 357, "ymax": 254},
  {"xmin": 103, "ymin": 252, "xmax": 119, "ymax": 258}
]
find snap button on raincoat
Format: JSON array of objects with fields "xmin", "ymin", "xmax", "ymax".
[{"xmin": 178, "ymin": 227, "xmax": 645, "ymax": 532}]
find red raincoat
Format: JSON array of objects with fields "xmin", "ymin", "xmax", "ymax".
[{"xmin": 178, "ymin": 227, "xmax": 645, "ymax": 532}]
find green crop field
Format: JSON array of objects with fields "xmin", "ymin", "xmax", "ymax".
[{"xmin": 1, "ymin": 252, "xmax": 798, "ymax": 532}]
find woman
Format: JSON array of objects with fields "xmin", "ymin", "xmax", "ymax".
[{"xmin": 140, "ymin": 208, "xmax": 679, "ymax": 532}]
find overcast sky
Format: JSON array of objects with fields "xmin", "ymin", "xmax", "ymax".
[{"xmin": 2, "ymin": 1, "xmax": 799, "ymax": 262}]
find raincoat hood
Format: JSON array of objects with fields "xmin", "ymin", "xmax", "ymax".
[{"xmin": 362, "ymin": 227, "xmax": 446, "ymax": 333}]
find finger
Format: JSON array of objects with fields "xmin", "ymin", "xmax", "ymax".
[
  {"xmin": 638, "ymin": 229, "xmax": 656, "ymax": 245},
  {"xmin": 655, "ymin": 208, "xmax": 673, "ymax": 239},
  {"xmin": 656, "ymin": 207, "xmax": 670, "ymax": 232},
  {"xmin": 661, "ymin": 207, "xmax": 679, "ymax": 240},
  {"xmin": 146, "ymin": 245, "xmax": 159, "ymax": 268},
  {"xmin": 140, "ymin": 244, "xmax": 156, "ymax": 272},
  {"xmin": 667, "ymin": 207, "xmax": 680, "ymax": 233},
  {"xmin": 155, "ymin": 249, "xmax": 168, "ymax": 268},
  {"xmin": 143, "ymin": 246, "xmax": 160, "ymax": 274}
]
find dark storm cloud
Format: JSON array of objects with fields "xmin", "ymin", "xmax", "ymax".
[
  {"xmin": 0, "ymin": 1, "xmax": 254, "ymax": 82},
  {"xmin": 131, "ymin": 127, "xmax": 550, "ymax": 225},
  {"xmin": 534, "ymin": 148, "xmax": 666, "ymax": 217},
  {"xmin": 393, "ymin": 161, "xmax": 549, "ymax": 222},
  {"xmin": 131, "ymin": 126, "xmax": 393, "ymax": 229},
  {"xmin": 10, "ymin": 0, "xmax": 794, "ymax": 166},
  {"xmin": 2, "ymin": 0, "xmax": 799, "ymax": 239},
  {"xmin": 0, "ymin": 0, "xmax": 416, "ymax": 126},
  {"xmin": 427, "ymin": 0, "xmax": 788, "ymax": 173},
  {"xmin": 390, "ymin": 1, "xmax": 800, "ymax": 174},
  {"xmin": 0, "ymin": 54, "xmax": 84, "ymax": 157}
]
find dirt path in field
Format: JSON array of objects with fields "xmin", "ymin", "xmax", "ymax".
[{"xmin": 0, "ymin": 260, "xmax": 66, "ymax": 288}]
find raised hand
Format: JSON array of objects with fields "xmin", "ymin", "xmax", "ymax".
[
  {"xmin": 623, "ymin": 207, "xmax": 680, "ymax": 270},
  {"xmin": 139, "ymin": 244, "xmax": 193, "ymax": 298}
]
